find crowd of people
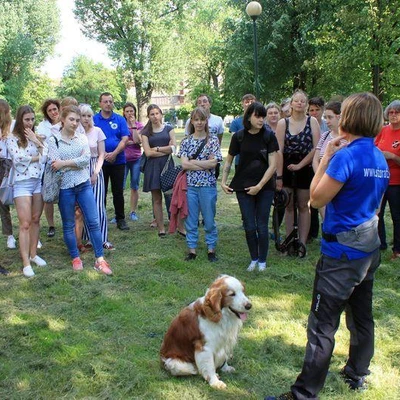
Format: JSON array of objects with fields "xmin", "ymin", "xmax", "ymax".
[{"xmin": 0, "ymin": 89, "xmax": 398, "ymax": 398}]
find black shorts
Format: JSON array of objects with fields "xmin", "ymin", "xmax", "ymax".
[{"xmin": 283, "ymin": 153, "xmax": 314, "ymax": 189}]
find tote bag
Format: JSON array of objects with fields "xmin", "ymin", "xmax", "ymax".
[{"xmin": 160, "ymin": 155, "xmax": 182, "ymax": 193}]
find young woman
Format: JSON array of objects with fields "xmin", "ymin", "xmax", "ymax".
[
  {"xmin": 141, "ymin": 104, "xmax": 180, "ymax": 237},
  {"xmin": 266, "ymin": 93, "xmax": 389, "ymax": 399},
  {"xmin": 37, "ymin": 99, "xmax": 61, "ymax": 238},
  {"xmin": 275, "ymin": 89, "xmax": 320, "ymax": 249},
  {"xmin": 7, "ymin": 106, "xmax": 47, "ymax": 277},
  {"xmin": 375, "ymin": 99, "xmax": 400, "ymax": 259},
  {"xmin": 179, "ymin": 107, "xmax": 222, "ymax": 262},
  {"xmin": 74, "ymin": 104, "xmax": 114, "ymax": 251},
  {"xmin": 221, "ymin": 102, "xmax": 278, "ymax": 271},
  {"xmin": 48, "ymin": 106, "xmax": 112, "ymax": 275},
  {"xmin": 265, "ymin": 102, "xmax": 281, "ymax": 132},
  {"xmin": 0, "ymin": 100, "xmax": 16, "ymax": 266},
  {"xmin": 312, "ymin": 101, "xmax": 343, "ymax": 220},
  {"xmin": 123, "ymin": 102, "xmax": 144, "ymax": 221}
]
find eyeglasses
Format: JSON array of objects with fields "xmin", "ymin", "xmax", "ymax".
[{"xmin": 388, "ymin": 110, "xmax": 400, "ymax": 115}]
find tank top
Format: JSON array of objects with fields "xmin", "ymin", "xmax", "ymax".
[{"xmin": 284, "ymin": 116, "xmax": 313, "ymax": 155}]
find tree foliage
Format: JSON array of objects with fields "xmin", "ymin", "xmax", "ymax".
[
  {"xmin": 56, "ymin": 55, "xmax": 125, "ymax": 109},
  {"xmin": 0, "ymin": 0, "xmax": 60, "ymax": 109}
]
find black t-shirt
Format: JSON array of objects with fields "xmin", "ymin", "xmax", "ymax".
[{"xmin": 228, "ymin": 126, "xmax": 279, "ymax": 191}]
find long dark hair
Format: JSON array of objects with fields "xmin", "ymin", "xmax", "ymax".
[
  {"xmin": 13, "ymin": 105, "xmax": 35, "ymax": 148},
  {"xmin": 0, "ymin": 99, "xmax": 11, "ymax": 139},
  {"xmin": 141, "ymin": 104, "xmax": 163, "ymax": 137}
]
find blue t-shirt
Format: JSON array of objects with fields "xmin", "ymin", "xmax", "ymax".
[
  {"xmin": 229, "ymin": 116, "xmax": 244, "ymax": 166},
  {"xmin": 322, "ymin": 137, "xmax": 389, "ymax": 259},
  {"xmin": 93, "ymin": 112, "xmax": 129, "ymax": 165}
]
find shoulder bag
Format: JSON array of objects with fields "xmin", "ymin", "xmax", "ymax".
[{"xmin": 42, "ymin": 136, "xmax": 62, "ymax": 203}]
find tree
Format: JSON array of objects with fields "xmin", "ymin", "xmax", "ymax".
[
  {"xmin": 74, "ymin": 0, "xmax": 187, "ymax": 116},
  {"xmin": 56, "ymin": 55, "xmax": 125, "ymax": 109},
  {"xmin": 0, "ymin": 0, "xmax": 60, "ymax": 109}
]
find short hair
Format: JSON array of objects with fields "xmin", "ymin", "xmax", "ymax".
[
  {"xmin": 325, "ymin": 101, "xmax": 341, "ymax": 115},
  {"xmin": 61, "ymin": 105, "xmax": 81, "ymax": 121},
  {"xmin": 197, "ymin": 94, "xmax": 212, "ymax": 105},
  {"xmin": 243, "ymin": 102, "xmax": 267, "ymax": 130},
  {"xmin": 384, "ymin": 100, "xmax": 400, "ymax": 120},
  {"xmin": 60, "ymin": 97, "xmax": 78, "ymax": 108},
  {"xmin": 41, "ymin": 99, "xmax": 61, "ymax": 122},
  {"xmin": 242, "ymin": 94, "xmax": 256, "ymax": 102},
  {"xmin": 189, "ymin": 107, "xmax": 209, "ymax": 135},
  {"xmin": 308, "ymin": 96, "xmax": 325, "ymax": 108},
  {"xmin": 123, "ymin": 102, "xmax": 137, "ymax": 119},
  {"xmin": 79, "ymin": 104, "xmax": 94, "ymax": 128},
  {"xmin": 99, "ymin": 92, "xmax": 113, "ymax": 102},
  {"xmin": 339, "ymin": 92, "xmax": 383, "ymax": 138},
  {"xmin": 265, "ymin": 102, "xmax": 281, "ymax": 113}
]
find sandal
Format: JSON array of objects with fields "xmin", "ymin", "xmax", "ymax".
[{"xmin": 78, "ymin": 244, "xmax": 87, "ymax": 253}]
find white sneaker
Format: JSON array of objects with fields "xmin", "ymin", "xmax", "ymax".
[
  {"xmin": 7, "ymin": 235, "xmax": 16, "ymax": 249},
  {"xmin": 247, "ymin": 260, "xmax": 258, "ymax": 272},
  {"xmin": 23, "ymin": 265, "xmax": 35, "ymax": 277},
  {"xmin": 37, "ymin": 240, "xmax": 43, "ymax": 249},
  {"xmin": 30, "ymin": 255, "xmax": 47, "ymax": 267},
  {"xmin": 258, "ymin": 262, "xmax": 267, "ymax": 271}
]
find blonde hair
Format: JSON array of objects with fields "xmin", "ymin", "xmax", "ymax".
[
  {"xmin": 339, "ymin": 92, "xmax": 383, "ymax": 138},
  {"xmin": 60, "ymin": 97, "xmax": 78, "ymax": 108},
  {"xmin": 79, "ymin": 104, "xmax": 94, "ymax": 129}
]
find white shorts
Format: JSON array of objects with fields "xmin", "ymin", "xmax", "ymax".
[{"xmin": 13, "ymin": 178, "xmax": 42, "ymax": 199}]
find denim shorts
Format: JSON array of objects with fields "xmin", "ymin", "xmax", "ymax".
[{"xmin": 13, "ymin": 178, "xmax": 42, "ymax": 198}]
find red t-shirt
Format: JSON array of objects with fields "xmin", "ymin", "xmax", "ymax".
[{"xmin": 375, "ymin": 125, "xmax": 400, "ymax": 185}]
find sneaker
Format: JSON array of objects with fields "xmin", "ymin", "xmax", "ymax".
[
  {"xmin": 94, "ymin": 260, "xmax": 113, "ymax": 275},
  {"xmin": 340, "ymin": 368, "xmax": 368, "ymax": 391},
  {"xmin": 47, "ymin": 226, "xmax": 55, "ymax": 237},
  {"xmin": 117, "ymin": 219, "xmax": 130, "ymax": 231},
  {"xmin": 30, "ymin": 255, "xmax": 47, "ymax": 267},
  {"xmin": 103, "ymin": 241, "xmax": 115, "ymax": 251},
  {"xmin": 129, "ymin": 211, "xmax": 139, "ymax": 221},
  {"xmin": 37, "ymin": 240, "xmax": 42, "ymax": 249},
  {"xmin": 0, "ymin": 265, "xmax": 10, "ymax": 275},
  {"xmin": 7, "ymin": 235, "xmax": 16, "ymax": 249},
  {"xmin": 264, "ymin": 392, "xmax": 295, "ymax": 400},
  {"xmin": 72, "ymin": 257, "xmax": 83, "ymax": 271},
  {"xmin": 109, "ymin": 217, "xmax": 117, "ymax": 224},
  {"xmin": 247, "ymin": 260, "xmax": 258, "ymax": 272},
  {"xmin": 207, "ymin": 252, "xmax": 218, "ymax": 262},
  {"xmin": 390, "ymin": 251, "xmax": 400, "ymax": 260},
  {"xmin": 23, "ymin": 265, "xmax": 35, "ymax": 277},
  {"xmin": 184, "ymin": 252, "xmax": 197, "ymax": 261},
  {"xmin": 258, "ymin": 262, "xmax": 267, "ymax": 271}
]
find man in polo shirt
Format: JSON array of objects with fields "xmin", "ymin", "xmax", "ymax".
[
  {"xmin": 93, "ymin": 92, "xmax": 130, "ymax": 231},
  {"xmin": 185, "ymin": 94, "xmax": 225, "ymax": 144}
]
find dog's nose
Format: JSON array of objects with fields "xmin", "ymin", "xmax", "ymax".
[{"xmin": 245, "ymin": 302, "xmax": 252, "ymax": 310}]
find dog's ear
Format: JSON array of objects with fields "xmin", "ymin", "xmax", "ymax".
[{"xmin": 203, "ymin": 287, "xmax": 223, "ymax": 322}]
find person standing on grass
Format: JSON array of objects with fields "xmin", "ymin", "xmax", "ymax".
[
  {"xmin": 37, "ymin": 98, "xmax": 61, "ymax": 239},
  {"xmin": 265, "ymin": 92, "xmax": 389, "ymax": 400},
  {"xmin": 48, "ymin": 106, "xmax": 112, "ymax": 275},
  {"xmin": 221, "ymin": 102, "xmax": 278, "ymax": 271},
  {"xmin": 265, "ymin": 102, "xmax": 281, "ymax": 133},
  {"xmin": 7, "ymin": 106, "xmax": 47, "ymax": 278},
  {"xmin": 122, "ymin": 102, "xmax": 144, "ymax": 222},
  {"xmin": 93, "ymin": 92, "xmax": 130, "ymax": 231},
  {"xmin": 375, "ymin": 99, "xmax": 400, "ymax": 259},
  {"xmin": 178, "ymin": 107, "xmax": 222, "ymax": 262},
  {"xmin": 185, "ymin": 94, "xmax": 225, "ymax": 145}
]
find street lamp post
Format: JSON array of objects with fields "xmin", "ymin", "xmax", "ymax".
[{"xmin": 246, "ymin": 1, "xmax": 262, "ymax": 100}]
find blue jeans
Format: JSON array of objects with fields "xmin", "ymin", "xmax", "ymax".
[
  {"xmin": 185, "ymin": 186, "xmax": 218, "ymax": 250},
  {"xmin": 236, "ymin": 189, "xmax": 274, "ymax": 262},
  {"xmin": 58, "ymin": 180, "xmax": 103, "ymax": 259},
  {"xmin": 378, "ymin": 185, "xmax": 400, "ymax": 252},
  {"xmin": 124, "ymin": 159, "xmax": 141, "ymax": 190}
]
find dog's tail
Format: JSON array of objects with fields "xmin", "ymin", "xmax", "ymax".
[{"xmin": 161, "ymin": 357, "xmax": 198, "ymax": 376}]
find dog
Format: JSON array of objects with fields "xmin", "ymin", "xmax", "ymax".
[{"xmin": 160, "ymin": 275, "xmax": 252, "ymax": 389}]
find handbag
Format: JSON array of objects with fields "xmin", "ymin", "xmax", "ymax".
[
  {"xmin": 0, "ymin": 166, "xmax": 15, "ymax": 205},
  {"xmin": 160, "ymin": 155, "xmax": 182, "ymax": 193},
  {"xmin": 139, "ymin": 153, "xmax": 147, "ymax": 173},
  {"xmin": 41, "ymin": 136, "xmax": 62, "ymax": 203}
]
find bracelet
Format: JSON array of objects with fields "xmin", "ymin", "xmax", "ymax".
[
  {"xmin": 276, "ymin": 176, "xmax": 283, "ymax": 180},
  {"xmin": 156, "ymin": 146, "xmax": 160, "ymax": 152}
]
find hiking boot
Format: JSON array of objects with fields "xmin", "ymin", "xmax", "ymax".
[
  {"xmin": 264, "ymin": 392, "xmax": 295, "ymax": 400},
  {"xmin": 117, "ymin": 219, "xmax": 130, "ymax": 230},
  {"xmin": 340, "ymin": 368, "xmax": 368, "ymax": 391}
]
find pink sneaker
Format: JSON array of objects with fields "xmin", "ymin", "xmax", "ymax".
[
  {"xmin": 94, "ymin": 260, "xmax": 113, "ymax": 275},
  {"xmin": 72, "ymin": 257, "xmax": 83, "ymax": 271}
]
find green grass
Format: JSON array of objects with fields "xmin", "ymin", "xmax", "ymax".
[{"xmin": 1, "ymin": 131, "xmax": 399, "ymax": 399}]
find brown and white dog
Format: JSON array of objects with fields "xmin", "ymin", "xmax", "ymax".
[{"xmin": 160, "ymin": 275, "xmax": 252, "ymax": 389}]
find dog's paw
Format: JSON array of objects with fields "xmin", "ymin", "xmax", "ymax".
[
  {"xmin": 221, "ymin": 364, "xmax": 235, "ymax": 373},
  {"xmin": 209, "ymin": 378, "xmax": 227, "ymax": 390}
]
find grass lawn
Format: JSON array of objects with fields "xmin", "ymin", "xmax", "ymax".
[{"xmin": 0, "ymin": 130, "xmax": 399, "ymax": 399}]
